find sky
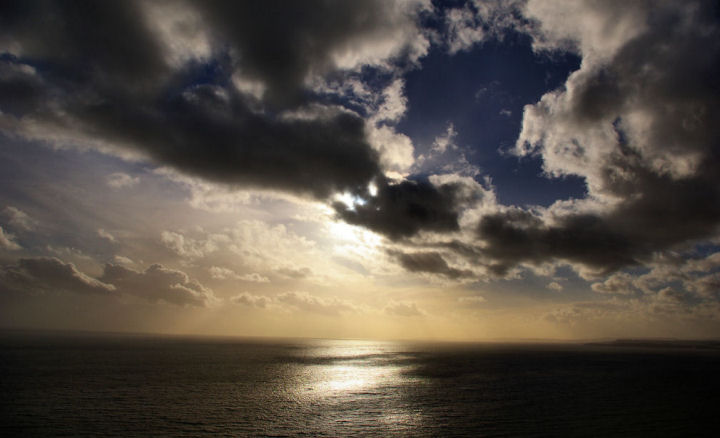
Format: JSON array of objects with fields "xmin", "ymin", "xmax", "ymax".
[{"xmin": 1, "ymin": 0, "xmax": 719, "ymax": 341}]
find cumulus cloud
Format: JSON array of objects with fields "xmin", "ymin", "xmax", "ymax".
[
  {"xmin": 0, "ymin": 256, "xmax": 215, "ymax": 306},
  {"xmin": 0, "ymin": 257, "xmax": 114, "ymax": 295},
  {"xmin": 476, "ymin": 0, "xmax": 720, "ymax": 276},
  {"xmin": 0, "ymin": 226, "xmax": 21, "ymax": 250},
  {"xmin": 97, "ymin": 229, "xmax": 116, "ymax": 243},
  {"xmin": 458, "ymin": 295, "xmax": 486, "ymax": 305},
  {"xmin": 275, "ymin": 267, "xmax": 313, "ymax": 280},
  {"xmin": 209, "ymin": 266, "xmax": 269, "ymax": 283},
  {"xmin": 231, "ymin": 292, "xmax": 272, "ymax": 308},
  {"xmin": 384, "ymin": 300, "xmax": 425, "ymax": 317},
  {"xmin": 113, "ymin": 255, "xmax": 135, "ymax": 266},
  {"xmin": 161, "ymin": 230, "xmax": 224, "ymax": 259},
  {"xmin": 334, "ymin": 178, "xmax": 466, "ymax": 240},
  {"xmin": 591, "ymin": 272, "xmax": 637, "ymax": 295},
  {"xmin": 443, "ymin": 0, "xmax": 525, "ymax": 54},
  {"xmin": 390, "ymin": 250, "xmax": 473, "ymax": 279},
  {"xmin": 100, "ymin": 263, "xmax": 215, "ymax": 307},
  {"xmin": 546, "ymin": 281, "xmax": 563, "ymax": 292},
  {"xmin": 275, "ymin": 291, "xmax": 358, "ymax": 316},
  {"xmin": 3, "ymin": 0, "xmax": 719, "ymax": 295},
  {"xmin": 231, "ymin": 290, "xmax": 359, "ymax": 315},
  {"xmin": 106, "ymin": 172, "xmax": 140, "ymax": 189},
  {"xmin": 2, "ymin": 206, "xmax": 36, "ymax": 231},
  {"xmin": 0, "ymin": 1, "xmax": 483, "ymax": 258},
  {"xmin": 0, "ymin": 0, "xmax": 431, "ymax": 200}
]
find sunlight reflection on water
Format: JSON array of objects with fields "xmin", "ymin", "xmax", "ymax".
[
  {"xmin": 297, "ymin": 340, "xmax": 415, "ymax": 397},
  {"xmin": 290, "ymin": 339, "xmax": 427, "ymax": 432}
]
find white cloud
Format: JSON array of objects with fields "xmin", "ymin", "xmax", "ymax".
[
  {"xmin": 431, "ymin": 123, "xmax": 458, "ymax": 154},
  {"xmin": 161, "ymin": 230, "xmax": 226, "ymax": 259},
  {"xmin": 546, "ymin": 281, "xmax": 564, "ymax": 291},
  {"xmin": 366, "ymin": 124, "xmax": 415, "ymax": 175},
  {"xmin": 231, "ymin": 290, "xmax": 359, "ymax": 315},
  {"xmin": 0, "ymin": 256, "xmax": 216, "ymax": 307},
  {"xmin": 458, "ymin": 295, "xmax": 486, "ymax": 304},
  {"xmin": 444, "ymin": 0, "xmax": 526, "ymax": 53},
  {"xmin": 384, "ymin": 300, "xmax": 425, "ymax": 317},
  {"xmin": 231, "ymin": 292, "xmax": 272, "ymax": 308},
  {"xmin": 0, "ymin": 257, "xmax": 115, "ymax": 295},
  {"xmin": 0, "ymin": 226, "xmax": 21, "ymax": 250},
  {"xmin": 97, "ymin": 228, "xmax": 116, "ymax": 243},
  {"xmin": 2, "ymin": 206, "xmax": 36, "ymax": 231},
  {"xmin": 100, "ymin": 263, "xmax": 216, "ymax": 307},
  {"xmin": 209, "ymin": 266, "xmax": 269, "ymax": 283},
  {"xmin": 106, "ymin": 172, "xmax": 140, "ymax": 189},
  {"xmin": 276, "ymin": 291, "xmax": 358, "ymax": 316},
  {"xmin": 113, "ymin": 255, "xmax": 135, "ymax": 266}
]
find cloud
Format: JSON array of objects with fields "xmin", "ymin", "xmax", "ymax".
[
  {"xmin": 191, "ymin": 0, "xmax": 430, "ymax": 106},
  {"xmin": 100, "ymin": 263, "xmax": 215, "ymax": 307},
  {"xmin": 113, "ymin": 255, "xmax": 134, "ymax": 266},
  {"xmin": 161, "ymin": 230, "xmax": 224, "ymax": 259},
  {"xmin": 231, "ymin": 290, "xmax": 359, "ymax": 315},
  {"xmin": 97, "ymin": 229, "xmax": 116, "ymax": 243},
  {"xmin": 443, "ymin": 0, "xmax": 525, "ymax": 54},
  {"xmin": 431, "ymin": 123, "xmax": 458, "ymax": 155},
  {"xmin": 366, "ymin": 124, "xmax": 415, "ymax": 175},
  {"xmin": 275, "ymin": 291, "xmax": 358, "ymax": 316},
  {"xmin": 0, "ymin": 257, "xmax": 115, "ymax": 295},
  {"xmin": 231, "ymin": 292, "xmax": 272, "ymax": 308},
  {"xmin": 0, "ymin": 256, "xmax": 215, "ymax": 307},
  {"xmin": 0, "ymin": 0, "xmax": 431, "ymax": 201},
  {"xmin": 457, "ymin": 295, "xmax": 486, "ymax": 305},
  {"xmin": 106, "ymin": 172, "xmax": 140, "ymax": 189},
  {"xmin": 546, "ymin": 281, "xmax": 563, "ymax": 291},
  {"xmin": 2, "ymin": 206, "xmax": 36, "ymax": 231},
  {"xmin": 0, "ymin": 226, "xmax": 21, "ymax": 250},
  {"xmin": 209, "ymin": 266, "xmax": 269, "ymax": 283},
  {"xmin": 472, "ymin": 0, "xmax": 720, "ymax": 276},
  {"xmin": 390, "ymin": 250, "xmax": 473, "ymax": 279},
  {"xmin": 384, "ymin": 300, "xmax": 425, "ymax": 317},
  {"xmin": 275, "ymin": 267, "xmax": 313, "ymax": 280},
  {"xmin": 591, "ymin": 272, "xmax": 637, "ymax": 295},
  {"xmin": 334, "ymin": 178, "xmax": 465, "ymax": 240}
]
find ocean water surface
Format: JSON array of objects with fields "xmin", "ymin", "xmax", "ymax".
[{"xmin": 1, "ymin": 331, "xmax": 719, "ymax": 437}]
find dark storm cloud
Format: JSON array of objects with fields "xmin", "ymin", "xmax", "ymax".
[
  {"xmin": 390, "ymin": 250, "xmax": 473, "ymax": 279},
  {"xmin": 0, "ymin": 0, "xmax": 427, "ymax": 199},
  {"xmin": 335, "ymin": 179, "xmax": 463, "ymax": 240}
]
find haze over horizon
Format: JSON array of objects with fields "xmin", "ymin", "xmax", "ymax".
[{"xmin": 1, "ymin": 0, "xmax": 720, "ymax": 341}]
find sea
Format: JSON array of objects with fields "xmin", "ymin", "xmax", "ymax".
[{"xmin": 1, "ymin": 330, "xmax": 719, "ymax": 437}]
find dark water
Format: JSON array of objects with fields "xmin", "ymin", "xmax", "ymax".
[{"xmin": 1, "ymin": 331, "xmax": 719, "ymax": 437}]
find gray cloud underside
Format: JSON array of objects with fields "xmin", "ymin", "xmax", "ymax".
[
  {"xmin": 0, "ymin": 257, "xmax": 213, "ymax": 306},
  {"xmin": 389, "ymin": 249, "xmax": 473, "ymax": 279},
  {"xmin": 0, "ymin": 0, "xmax": 428, "ymax": 202},
  {"xmin": 479, "ymin": 166, "xmax": 720, "ymax": 276},
  {"xmin": 335, "ymin": 179, "xmax": 464, "ymax": 240}
]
